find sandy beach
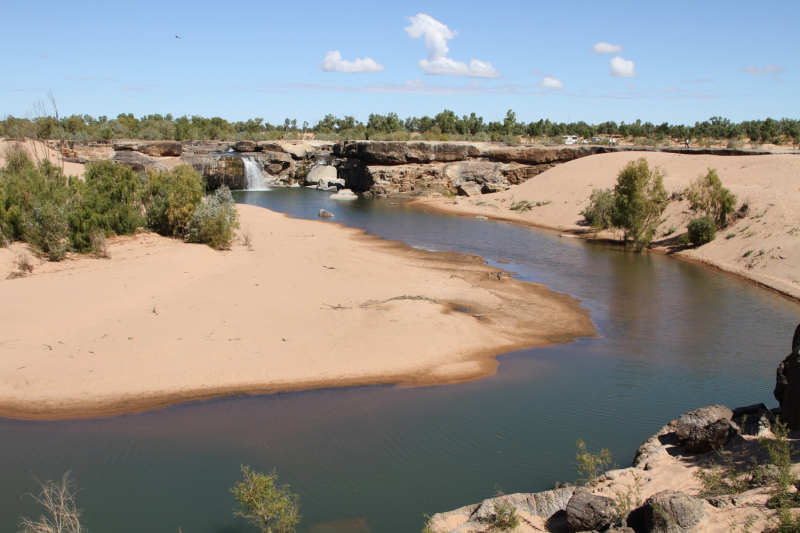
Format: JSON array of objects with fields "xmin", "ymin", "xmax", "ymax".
[
  {"xmin": 416, "ymin": 152, "xmax": 800, "ymax": 300},
  {"xmin": 0, "ymin": 204, "xmax": 594, "ymax": 419}
]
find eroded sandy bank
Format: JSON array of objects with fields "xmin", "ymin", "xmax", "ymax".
[
  {"xmin": 0, "ymin": 204, "xmax": 595, "ymax": 419},
  {"xmin": 415, "ymin": 152, "xmax": 800, "ymax": 301}
]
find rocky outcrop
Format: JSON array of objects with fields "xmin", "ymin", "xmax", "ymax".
[
  {"xmin": 774, "ymin": 324, "xmax": 800, "ymax": 429},
  {"xmin": 179, "ymin": 152, "xmax": 294, "ymax": 189},
  {"xmin": 111, "ymin": 151, "xmax": 166, "ymax": 173},
  {"xmin": 427, "ymin": 486, "xmax": 577, "ymax": 533},
  {"xmin": 306, "ymin": 165, "xmax": 338, "ymax": 187},
  {"xmin": 643, "ymin": 491, "xmax": 705, "ymax": 533},
  {"xmin": 565, "ymin": 488, "xmax": 615, "ymax": 532},
  {"xmin": 112, "ymin": 140, "xmax": 182, "ymax": 157},
  {"xmin": 333, "ymin": 141, "xmax": 481, "ymax": 165}
]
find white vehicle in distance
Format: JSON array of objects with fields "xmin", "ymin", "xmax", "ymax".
[{"xmin": 563, "ymin": 135, "xmax": 579, "ymax": 145}]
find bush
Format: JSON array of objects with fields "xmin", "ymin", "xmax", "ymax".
[
  {"xmin": 686, "ymin": 216, "xmax": 717, "ymax": 246},
  {"xmin": 231, "ymin": 466, "xmax": 301, "ymax": 533},
  {"xmin": 488, "ymin": 498, "xmax": 520, "ymax": 531},
  {"xmin": 685, "ymin": 169, "xmax": 737, "ymax": 227},
  {"xmin": 612, "ymin": 158, "xmax": 669, "ymax": 251},
  {"xmin": 574, "ymin": 439, "xmax": 614, "ymax": 485},
  {"xmin": 24, "ymin": 202, "xmax": 70, "ymax": 261},
  {"xmin": 69, "ymin": 160, "xmax": 144, "ymax": 252},
  {"xmin": 145, "ymin": 165, "xmax": 205, "ymax": 237},
  {"xmin": 581, "ymin": 188, "xmax": 615, "ymax": 230},
  {"xmin": 19, "ymin": 471, "xmax": 87, "ymax": 533},
  {"xmin": 186, "ymin": 186, "xmax": 240, "ymax": 249}
]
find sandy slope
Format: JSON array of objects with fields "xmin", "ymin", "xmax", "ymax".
[
  {"xmin": 0, "ymin": 139, "xmax": 86, "ymax": 177},
  {"xmin": 415, "ymin": 152, "xmax": 800, "ymax": 300},
  {"xmin": 0, "ymin": 205, "xmax": 594, "ymax": 419}
]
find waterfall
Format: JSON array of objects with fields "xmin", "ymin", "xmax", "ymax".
[{"xmin": 243, "ymin": 157, "xmax": 269, "ymax": 190}]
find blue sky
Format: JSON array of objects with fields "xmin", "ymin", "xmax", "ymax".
[{"xmin": 1, "ymin": 0, "xmax": 797, "ymax": 126}]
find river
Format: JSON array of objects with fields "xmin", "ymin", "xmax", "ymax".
[{"xmin": 0, "ymin": 188, "xmax": 797, "ymax": 533}]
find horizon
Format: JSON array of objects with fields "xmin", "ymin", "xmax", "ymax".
[{"xmin": 1, "ymin": 1, "xmax": 797, "ymax": 125}]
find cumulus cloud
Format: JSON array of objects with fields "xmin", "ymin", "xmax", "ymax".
[
  {"xmin": 609, "ymin": 56, "xmax": 637, "ymax": 78},
  {"xmin": 321, "ymin": 51, "xmax": 385, "ymax": 73},
  {"xmin": 592, "ymin": 42, "xmax": 622, "ymax": 54},
  {"xmin": 741, "ymin": 65, "xmax": 785, "ymax": 75},
  {"xmin": 535, "ymin": 76, "xmax": 564, "ymax": 89},
  {"xmin": 404, "ymin": 13, "xmax": 500, "ymax": 78}
]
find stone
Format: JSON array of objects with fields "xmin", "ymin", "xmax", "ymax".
[
  {"xmin": 456, "ymin": 182, "xmax": 483, "ymax": 197},
  {"xmin": 684, "ymin": 419, "xmax": 739, "ymax": 453},
  {"xmin": 643, "ymin": 491, "xmax": 705, "ymax": 533},
  {"xmin": 318, "ymin": 209, "xmax": 334, "ymax": 218},
  {"xmin": 774, "ymin": 324, "xmax": 800, "ymax": 429},
  {"xmin": 280, "ymin": 143, "xmax": 316, "ymax": 160},
  {"xmin": 233, "ymin": 141, "xmax": 256, "ymax": 152},
  {"xmin": 111, "ymin": 151, "xmax": 162, "ymax": 173},
  {"xmin": 674, "ymin": 405, "xmax": 733, "ymax": 444},
  {"xmin": 565, "ymin": 488, "xmax": 616, "ymax": 532},
  {"xmin": 306, "ymin": 164, "xmax": 338, "ymax": 186},
  {"xmin": 330, "ymin": 189, "xmax": 357, "ymax": 201},
  {"xmin": 139, "ymin": 141, "xmax": 182, "ymax": 157},
  {"xmin": 318, "ymin": 177, "xmax": 345, "ymax": 190}
]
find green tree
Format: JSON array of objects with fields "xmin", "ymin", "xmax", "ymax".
[
  {"xmin": 611, "ymin": 158, "xmax": 669, "ymax": 251},
  {"xmin": 685, "ymin": 169, "xmax": 737, "ymax": 228},
  {"xmin": 145, "ymin": 166, "xmax": 205, "ymax": 237},
  {"xmin": 231, "ymin": 466, "xmax": 301, "ymax": 533}
]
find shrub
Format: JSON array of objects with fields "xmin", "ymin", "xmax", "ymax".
[
  {"xmin": 488, "ymin": 498, "xmax": 520, "ymax": 531},
  {"xmin": 231, "ymin": 466, "xmax": 301, "ymax": 533},
  {"xmin": 69, "ymin": 160, "xmax": 144, "ymax": 252},
  {"xmin": 685, "ymin": 169, "xmax": 737, "ymax": 227},
  {"xmin": 574, "ymin": 439, "xmax": 614, "ymax": 485},
  {"xmin": 760, "ymin": 419, "xmax": 798, "ymax": 509},
  {"xmin": 581, "ymin": 188, "xmax": 615, "ymax": 230},
  {"xmin": 612, "ymin": 158, "xmax": 669, "ymax": 251},
  {"xmin": 24, "ymin": 201, "xmax": 70, "ymax": 261},
  {"xmin": 19, "ymin": 471, "xmax": 86, "ymax": 533},
  {"xmin": 145, "ymin": 165, "xmax": 205, "ymax": 237},
  {"xmin": 686, "ymin": 216, "xmax": 717, "ymax": 246},
  {"xmin": 510, "ymin": 200, "xmax": 533, "ymax": 212},
  {"xmin": 186, "ymin": 186, "xmax": 240, "ymax": 250}
]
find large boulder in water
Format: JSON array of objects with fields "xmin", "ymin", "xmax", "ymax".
[
  {"xmin": 774, "ymin": 324, "xmax": 800, "ymax": 428},
  {"xmin": 306, "ymin": 165, "xmax": 338, "ymax": 186},
  {"xmin": 643, "ymin": 491, "xmax": 705, "ymax": 533}
]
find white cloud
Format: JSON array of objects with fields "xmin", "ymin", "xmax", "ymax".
[
  {"xmin": 536, "ymin": 76, "xmax": 564, "ymax": 89},
  {"xmin": 404, "ymin": 13, "xmax": 501, "ymax": 78},
  {"xmin": 741, "ymin": 65, "xmax": 785, "ymax": 75},
  {"xmin": 609, "ymin": 56, "xmax": 637, "ymax": 78},
  {"xmin": 321, "ymin": 51, "xmax": 384, "ymax": 73},
  {"xmin": 592, "ymin": 42, "xmax": 622, "ymax": 54},
  {"xmin": 664, "ymin": 86, "xmax": 680, "ymax": 92}
]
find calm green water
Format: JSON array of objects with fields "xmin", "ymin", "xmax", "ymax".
[{"xmin": 1, "ymin": 188, "xmax": 797, "ymax": 533}]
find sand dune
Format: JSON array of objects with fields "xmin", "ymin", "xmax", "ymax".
[
  {"xmin": 416, "ymin": 152, "xmax": 800, "ymax": 300},
  {"xmin": 0, "ymin": 205, "xmax": 594, "ymax": 419}
]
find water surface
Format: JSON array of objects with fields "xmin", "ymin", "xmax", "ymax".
[{"xmin": 0, "ymin": 188, "xmax": 796, "ymax": 533}]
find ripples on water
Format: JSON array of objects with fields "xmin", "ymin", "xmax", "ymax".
[{"xmin": 0, "ymin": 188, "xmax": 797, "ymax": 533}]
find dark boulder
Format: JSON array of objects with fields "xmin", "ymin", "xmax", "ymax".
[
  {"xmin": 139, "ymin": 141, "xmax": 182, "ymax": 157},
  {"xmin": 774, "ymin": 324, "xmax": 800, "ymax": 429},
  {"xmin": 234, "ymin": 141, "xmax": 256, "ymax": 152},
  {"xmin": 684, "ymin": 419, "xmax": 739, "ymax": 453},
  {"xmin": 565, "ymin": 488, "xmax": 615, "ymax": 532},
  {"xmin": 111, "ymin": 151, "xmax": 161, "ymax": 173},
  {"xmin": 643, "ymin": 491, "xmax": 704, "ymax": 533},
  {"xmin": 674, "ymin": 405, "xmax": 733, "ymax": 444}
]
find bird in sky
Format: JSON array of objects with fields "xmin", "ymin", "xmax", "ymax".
[{"xmin": 175, "ymin": 35, "xmax": 180, "ymax": 39}]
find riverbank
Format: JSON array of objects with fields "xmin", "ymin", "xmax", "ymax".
[
  {"xmin": 414, "ymin": 152, "xmax": 800, "ymax": 301},
  {"xmin": 0, "ymin": 204, "xmax": 594, "ymax": 419}
]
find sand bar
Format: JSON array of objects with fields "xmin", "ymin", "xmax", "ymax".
[
  {"xmin": 416, "ymin": 152, "xmax": 800, "ymax": 300},
  {"xmin": 0, "ymin": 204, "xmax": 594, "ymax": 419}
]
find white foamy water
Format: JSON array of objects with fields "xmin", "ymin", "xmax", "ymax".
[{"xmin": 243, "ymin": 157, "xmax": 269, "ymax": 190}]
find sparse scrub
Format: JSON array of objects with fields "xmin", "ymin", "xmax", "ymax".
[
  {"xmin": 685, "ymin": 169, "xmax": 737, "ymax": 227},
  {"xmin": 186, "ymin": 186, "xmax": 240, "ymax": 250},
  {"xmin": 18, "ymin": 471, "xmax": 87, "ymax": 533},
  {"xmin": 89, "ymin": 228, "xmax": 110, "ymax": 258},
  {"xmin": 581, "ymin": 188, "xmax": 616, "ymax": 231},
  {"xmin": 611, "ymin": 474, "xmax": 642, "ymax": 526},
  {"xmin": 574, "ymin": 439, "xmax": 615, "ymax": 485},
  {"xmin": 686, "ymin": 216, "xmax": 717, "ymax": 246},
  {"xmin": 487, "ymin": 497, "xmax": 521, "ymax": 531},
  {"xmin": 231, "ymin": 466, "xmax": 301, "ymax": 533},
  {"xmin": 509, "ymin": 200, "xmax": 533, "ymax": 212}
]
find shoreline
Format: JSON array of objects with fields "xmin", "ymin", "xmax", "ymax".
[
  {"xmin": 0, "ymin": 204, "xmax": 595, "ymax": 420},
  {"xmin": 413, "ymin": 152, "xmax": 800, "ymax": 304}
]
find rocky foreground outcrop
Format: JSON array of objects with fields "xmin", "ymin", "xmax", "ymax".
[
  {"xmin": 773, "ymin": 324, "xmax": 800, "ymax": 429},
  {"xmin": 426, "ymin": 401, "xmax": 778, "ymax": 533}
]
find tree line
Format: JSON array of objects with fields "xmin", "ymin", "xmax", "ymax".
[{"xmin": 1, "ymin": 110, "xmax": 797, "ymax": 145}]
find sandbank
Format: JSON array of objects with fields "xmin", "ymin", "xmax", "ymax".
[
  {"xmin": 415, "ymin": 152, "xmax": 800, "ymax": 300},
  {"xmin": 0, "ymin": 204, "xmax": 594, "ymax": 419}
]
